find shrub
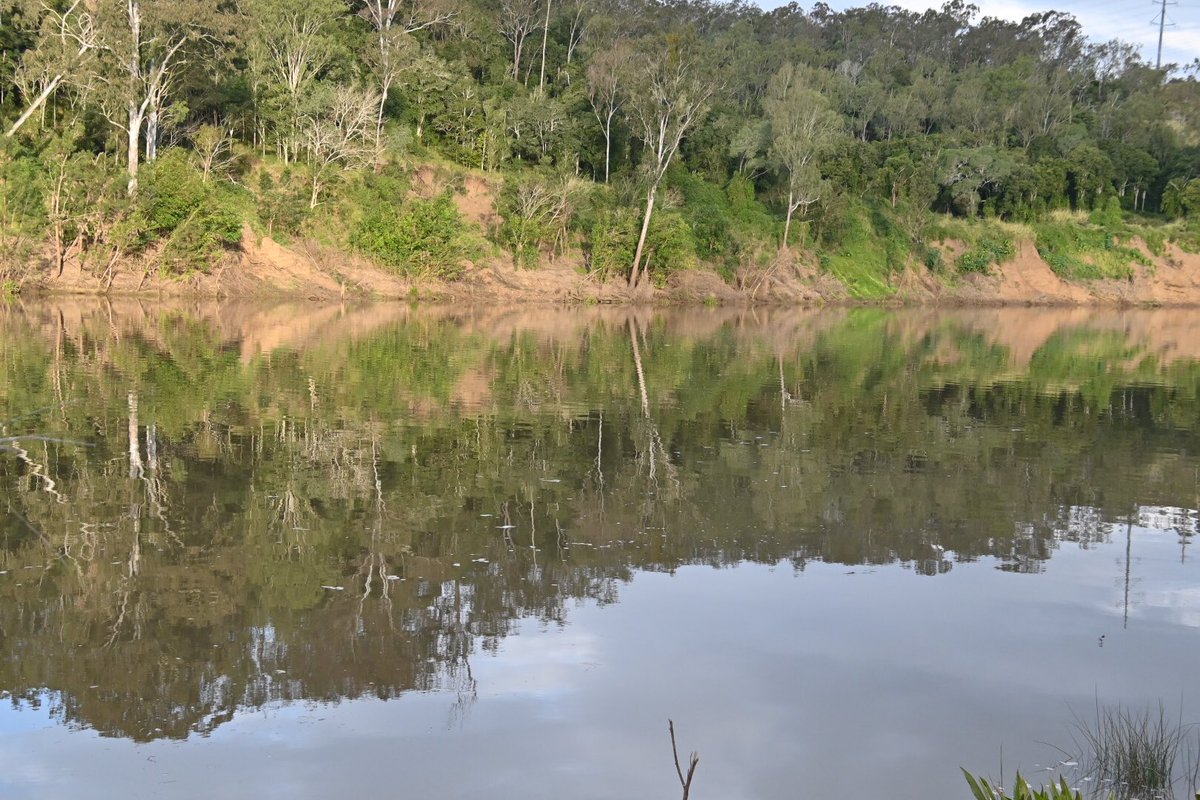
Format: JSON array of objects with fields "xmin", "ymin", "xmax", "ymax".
[
  {"xmin": 141, "ymin": 149, "xmax": 242, "ymax": 273},
  {"xmin": 585, "ymin": 208, "xmax": 637, "ymax": 281},
  {"xmin": 351, "ymin": 192, "xmax": 471, "ymax": 279},
  {"xmin": 956, "ymin": 234, "xmax": 1015, "ymax": 275}
]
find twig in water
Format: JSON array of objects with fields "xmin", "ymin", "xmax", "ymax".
[{"xmin": 669, "ymin": 719, "xmax": 699, "ymax": 800}]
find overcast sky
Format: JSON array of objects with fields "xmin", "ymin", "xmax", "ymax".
[{"xmin": 755, "ymin": 0, "xmax": 1199, "ymax": 71}]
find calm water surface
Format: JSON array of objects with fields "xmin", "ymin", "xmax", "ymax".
[{"xmin": 0, "ymin": 301, "xmax": 1198, "ymax": 799}]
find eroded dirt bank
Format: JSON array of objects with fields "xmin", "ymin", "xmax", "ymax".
[{"xmin": 23, "ymin": 224, "xmax": 1200, "ymax": 306}]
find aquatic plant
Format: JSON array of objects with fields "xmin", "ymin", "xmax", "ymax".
[
  {"xmin": 1071, "ymin": 703, "xmax": 1200, "ymax": 800},
  {"xmin": 962, "ymin": 769, "xmax": 1086, "ymax": 800}
]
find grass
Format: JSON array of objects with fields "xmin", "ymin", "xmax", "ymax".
[
  {"xmin": 1071, "ymin": 702, "xmax": 1200, "ymax": 800},
  {"xmin": 1032, "ymin": 219, "xmax": 1149, "ymax": 280}
]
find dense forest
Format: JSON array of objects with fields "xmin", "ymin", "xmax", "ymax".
[{"xmin": 2, "ymin": 0, "xmax": 1200, "ymax": 294}]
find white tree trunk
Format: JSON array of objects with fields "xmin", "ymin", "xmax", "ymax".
[
  {"xmin": 538, "ymin": 0, "xmax": 552, "ymax": 90},
  {"xmin": 782, "ymin": 189, "xmax": 795, "ymax": 250},
  {"xmin": 629, "ymin": 184, "xmax": 657, "ymax": 290},
  {"xmin": 127, "ymin": 105, "xmax": 144, "ymax": 196},
  {"xmin": 5, "ymin": 75, "xmax": 65, "ymax": 138}
]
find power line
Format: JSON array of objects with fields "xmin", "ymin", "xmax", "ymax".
[{"xmin": 1153, "ymin": 0, "xmax": 1179, "ymax": 67}]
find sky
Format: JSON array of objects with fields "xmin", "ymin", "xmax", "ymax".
[{"xmin": 756, "ymin": 0, "xmax": 1200, "ymax": 71}]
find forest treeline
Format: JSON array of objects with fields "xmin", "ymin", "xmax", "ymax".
[{"xmin": 2, "ymin": 0, "xmax": 1200, "ymax": 293}]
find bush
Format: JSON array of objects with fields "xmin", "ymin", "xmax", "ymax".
[
  {"xmin": 141, "ymin": 149, "xmax": 242, "ymax": 273},
  {"xmin": 955, "ymin": 234, "xmax": 1014, "ymax": 275},
  {"xmin": 351, "ymin": 192, "xmax": 471, "ymax": 279},
  {"xmin": 585, "ymin": 208, "xmax": 637, "ymax": 281},
  {"xmin": 257, "ymin": 170, "xmax": 310, "ymax": 237}
]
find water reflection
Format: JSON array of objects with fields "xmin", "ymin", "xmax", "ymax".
[{"xmin": 0, "ymin": 301, "xmax": 1197, "ymax": 758}]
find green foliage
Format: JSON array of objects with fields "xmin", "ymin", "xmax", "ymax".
[
  {"xmin": 585, "ymin": 208, "xmax": 638, "ymax": 281},
  {"xmin": 496, "ymin": 173, "xmax": 578, "ymax": 268},
  {"xmin": 644, "ymin": 210, "xmax": 699, "ymax": 281},
  {"xmin": 0, "ymin": 145, "xmax": 46, "ymax": 285},
  {"xmin": 817, "ymin": 201, "xmax": 902, "ymax": 298},
  {"xmin": 142, "ymin": 150, "xmax": 242, "ymax": 273},
  {"xmin": 956, "ymin": 234, "xmax": 1015, "ymax": 275},
  {"xmin": 1033, "ymin": 220, "xmax": 1145, "ymax": 280},
  {"xmin": 256, "ymin": 170, "xmax": 311, "ymax": 238},
  {"xmin": 351, "ymin": 193, "xmax": 473, "ymax": 279},
  {"xmin": 962, "ymin": 770, "xmax": 1086, "ymax": 800}
]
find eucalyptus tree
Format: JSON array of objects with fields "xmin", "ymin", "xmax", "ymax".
[
  {"xmin": 584, "ymin": 38, "xmax": 630, "ymax": 183},
  {"xmin": 358, "ymin": 0, "xmax": 458, "ymax": 148},
  {"xmin": 4, "ymin": 0, "xmax": 97, "ymax": 139},
  {"xmin": 623, "ymin": 34, "xmax": 713, "ymax": 290},
  {"xmin": 242, "ymin": 0, "xmax": 348, "ymax": 163},
  {"xmin": 498, "ymin": 0, "xmax": 539, "ymax": 82},
  {"xmin": 88, "ymin": 0, "xmax": 227, "ymax": 195},
  {"xmin": 764, "ymin": 62, "xmax": 841, "ymax": 248}
]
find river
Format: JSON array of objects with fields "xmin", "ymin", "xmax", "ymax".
[{"xmin": 0, "ymin": 300, "xmax": 1197, "ymax": 799}]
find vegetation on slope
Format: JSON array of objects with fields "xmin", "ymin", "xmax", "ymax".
[{"xmin": 3, "ymin": 0, "xmax": 1200, "ymax": 294}]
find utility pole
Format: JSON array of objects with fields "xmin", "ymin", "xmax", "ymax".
[{"xmin": 1153, "ymin": 0, "xmax": 1177, "ymax": 69}]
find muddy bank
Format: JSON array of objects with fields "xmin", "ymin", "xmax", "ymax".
[{"xmin": 20, "ymin": 225, "xmax": 1200, "ymax": 306}]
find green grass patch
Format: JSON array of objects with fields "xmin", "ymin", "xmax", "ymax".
[
  {"xmin": 1032, "ymin": 219, "xmax": 1147, "ymax": 280},
  {"xmin": 817, "ymin": 201, "xmax": 907, "ymax": 299}
]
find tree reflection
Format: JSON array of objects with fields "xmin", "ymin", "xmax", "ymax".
[{"xmin": 1, "ymin": 302, "xmax": 1199, "ymax": 741}]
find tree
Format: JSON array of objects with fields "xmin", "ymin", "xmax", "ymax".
[
  {"xmin": 302, "ymin": 84, "xmax": 380, "ymax": 207},
  {"xmin": 498, "ymin": 0, "xmax": 539, "ymax": 83},
  {"xmin": 243, "ymin": 0, "xmax": 347, "ymax": 163},
  {"xmin": 584, "ymin": 39, "xmax": 630, "ymax": 183},
  {"xmin": 5, "ymin": 0, "xmax": 98, "ymax": 139},
  {"xmin": 623, "ymin": 35, "xmax": 713, "ymax": 290},
  {"xmin": 358, "ymin": 0, "xmax": 457, "ymax": 149},
  {"xmin": 87, "ymin": 0, "xmax": 227, "ymax": 195},
  {"xmin": 764, "ymin": 62, "xmax": 841, "ymax": 249}
]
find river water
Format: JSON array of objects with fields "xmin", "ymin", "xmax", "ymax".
[{"xmin": 0, "ymin": 301, "xmax": 1197, "ymax": 799}]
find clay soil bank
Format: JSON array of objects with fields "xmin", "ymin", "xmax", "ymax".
[{"xmin": 22, "ymin": 226, "xmax": 1200, "ymax": 307}]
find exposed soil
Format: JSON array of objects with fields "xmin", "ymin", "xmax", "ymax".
[{"xmin": 21, "ymin": 177, "xmax": 1200, "ymax": 307}]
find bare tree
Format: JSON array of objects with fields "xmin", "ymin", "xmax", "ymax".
[
  {"xmin": 499, "ymin": 0, "xmax": 539, "ymax": 82},
  {"xmin": 302, "ymin": 84, "xmax": 380, "ymax": 207},
  {"xmin": 624, "ymin": 36, "xmax": 713, "ymax": 290},
  {"xmin": 668, "ymin": 720, "xmax": 700, "ymax": 800},
  {"xmin": 190, "ymin": 123, "xmax": 235, "ymax": 182}
]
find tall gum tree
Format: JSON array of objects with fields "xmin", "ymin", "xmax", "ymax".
[
  {"xmin": 764, "ymin": 62, "xmax": 841, "ymax": 249},
  {"xmin": 5, "ymin": 0, "xmax": 98, "ymax": 139},
  {"xmin": 91, "ymin": 0, "xmax": 224, "ymax": 195},
  {"xmin": 624, "ymin": 34, "xmax": 713, "ymax": 291},
  {"xmin": 357, "ymin": 0, "xmax": 458, "ymax": 149}
]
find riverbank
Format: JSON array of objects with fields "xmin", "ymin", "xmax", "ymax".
[{"xmin": 21, "ymin": 221, "xmax": 1200, "ymax": 306}]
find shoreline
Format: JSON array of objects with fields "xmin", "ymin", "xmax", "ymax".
[{"xmin": 13, "ymin": 223, "xmax": 1200, "ymax": 309}]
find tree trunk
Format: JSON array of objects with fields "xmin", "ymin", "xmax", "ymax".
[
  {"xmin": 603, "ymin": 114, "xmax": 612, "ymax": 183},
  {"xmin": 538, "ymin": 0, "xmax": 553, "ymax": 90},
  {"xmin": 782, "ymin": 189, "xmax": 795, "ymax": 250},
  {"xmin": 629, "ymin": 184, "xmax": 657, "ymax": 290},
  {"xmin": 5, "ymin": 75, "xmax": 64, "ymax": 138},
  {"xmin": 145, "ymin": 105, "xmax": 158, "ymax": 161},
  {"xmin": 127, "ymin": 105, "xmax": 144, "ymax": 196}
]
